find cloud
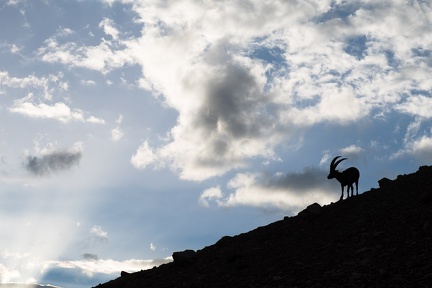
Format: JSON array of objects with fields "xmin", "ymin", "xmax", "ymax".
[
  {"xmin": 6, "ymin": 0, "xmax": 20, "ymax": 6},
  {"xmin": 111, "ymin": 114, "xmax": 124, "ymax": 141},
  {"xmin": 130, "ymin": 141, "xmax": 156, "ymax": 169},
  {"xmin": 1, "ymin": 250, "xmax": 30, "ymax": 260},
  {"xmin": 0, "ymin": 263, "xmax": 21, "ymax": 283},
  {"xmin": 24, "ymin": 148, "xmax": 82, "ymax": 177},
  {"xmin": 81, "ymin": 80, "xmax": 96, "ymax": 86},
  {"xmin": 319, "ymin": 152, "xmax": 331, "ymax": 167},
  {"xmin": 43, "ymin": 257, "xmax": 172, "ymax": 278},
  {"xmin": 9, "ymin": 96, "xmax": 104, "ymax": 124},
  {"xmin": 82, "ymin": 253, "xmax": 98, "ymax": 261},
  {"xmin": 392, "ymin": 135, "xmax": 432, "ymax": 162},
  {"xmin": 37, "ymin": 31, "xmax": 133, "ymax": 73},
  {"xmin": 87, "ymin": 116, "xmax": 106, "ymax": 124},
  {"xmin": 0, "ymin": 71, "xmax": 67, "ymax": 101},
  {"xmin": 339, "ymin": 145, "xmax": 365, "ymax": 159},
  {"xmin": 99, "ymin": 18, "xmax": 119, "ymax": 40},
  {"xmin": 38, "ymin": 0, "xmax": 432, "ymax": 181},
  {"xmin": 150, "ymin": 243, "xmax": 156, "ymax": 251},
  {"xmin": 111, "ymin": 127, "xmax": 124, "ymax": 141},
  {"xmin": 10, "ymin": 102, "xmax": 85, "ymax": 123},
  {"xmin": 203, "ymin": 167, "xmax": 339, "ymax": 212},
  {"xmin": 395, "ymin": 95, "xmax": 432, "ymax": 118},
  {"xmin": 199, "ymin": 186, "xmax": 223, "ymax": 207},
  {"xmin": 90, "ymin": 225, "xmax": 108, "ymax": 240},
  {"xmin": 410, "ymin": 136, "xmax": 432, "ymax": 161}
]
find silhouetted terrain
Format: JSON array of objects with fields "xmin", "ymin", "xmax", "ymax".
[{"xmin": 95, "ymin": 166, "xmax": 432, "ymax": 288}]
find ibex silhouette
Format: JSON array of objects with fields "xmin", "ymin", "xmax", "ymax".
[{"xmin": 327, "ymin": 156, "xmax": 360, "ymax": 201}]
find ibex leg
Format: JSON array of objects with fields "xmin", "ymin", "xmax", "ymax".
[
  {"xmin": 348, "ymin": 185, "xmax": 353, "ymax": 197},
  {"xmin": 339, "ymin": 185, "xmax": 344, "ymax": 201}
]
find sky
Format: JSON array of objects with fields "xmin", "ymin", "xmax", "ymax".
[{"xmin": 0, "ymin": 0, "xmax": 431, "ymax": 287}]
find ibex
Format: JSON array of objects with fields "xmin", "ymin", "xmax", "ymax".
[{"xmin": 327, "ymin": 156, "xmax": 360, "ymax": 201}]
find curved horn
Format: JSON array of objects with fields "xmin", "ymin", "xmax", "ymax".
[
  {"xmin": 330, "ymin": 156, "xmax": 341, "ymax": 169},
  {"xmin": 330, "ymin": 156, "xmax": 347, "ymax": 170}
]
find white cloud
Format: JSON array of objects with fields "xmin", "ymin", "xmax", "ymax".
[
  {"xmin": 99, "ymin": 18, "xmax": 119, "ymax": 40},
  {"xmin": 0, "ymin": 263, "xmax": 20, "ymax": 283},
  {"xmin": 38, "ymin": 36, "xmax": 133, "ymax": 74},
  {"xmin": 87, "ymin": 116, "xmax": 106, "ymax": 124},
  {"xmin": 111, "ymin": 114, "xmax": 124, "ymax": 141},
  {"xmin": 392, "ymin": 135, "xmax": 432, "ymax": 162},
  {"xmin": 81, "ymin": 80, "xmax": 96, "ymax": 86},
  {"xmin": 199, "ymin": 186, "xmax": 223, "ymax": 207},
  {"xmin": 6, "ymin": 0, "xmax": 20, "ymax": 6},
  {"xmin": 319, "ymin": 152, "xmax": 331, "ymax": 167},
  {"xmin": 410, "ymin": 136, "xmax": 432, "ymax": 162},
  {"xmin": 339, "ymin": 145, "xmax": 365, "ymax": 157},
  {"xmin": 90, "ymin": 225, "xmax": 108, "ymax": 240},
  {"xmin": 0, "ymin": 71, "xmax": 67, "ymax": 101},
  {"xmin": 2, "ymin": 250, "xmax": 30, "ymax": 260},
  {"xmin": 100, "ymin": 0, "xmax": 116, "ymax": 7},
  {"xmin": 44, "ymin": 257, "xmax": 172, "ymax": 278},
  {"xmin": 115, "ymin": 114, "xmax": 123, "ymax": 125},
  {"xmin": 111, "ymin": 127, "xmax": 123, "ymax": 141},
  {"xmin": 9, "ymin": 102, "xmax": 85, "ymax": 123},
  {"xmin": 395, "ymin": 95, "xmax": 432, "ymax": 118},
  {"xmin": 130, "ymin": 141, "xmax": 156, "ymax": 169},
  {"xmin": 150, "ymin": 243, "xmax": 156, "ymax": 251}
]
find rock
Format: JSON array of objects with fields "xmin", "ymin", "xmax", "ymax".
[
  {"xmin": 272, "ymin": 276, "xmax": 282, "ymax": 281},
  {"xmin": 423, "ymin": 221, "xmax": 430, "ymax": 232},
  {"xmin": 120, "ymin": 271, "xmax": 130, "ymax": 277},
  {"xmin": 355, "ymin": 247, "xmax": 370, "ymax": 254},
  {"xmin": 418, "ymin": 165, "xmax": 432, "ymax": 175},
  {"xmin": 378, "ymin": 177, "xmax": 392, "ymax": 188},
  {"xmin": 298, "ymin": 203, "xmax": 322, "ymax": 218},
  {"xmin": 215, "ymin": 235, "xmax": 232, "ymax": 246},
  {"xmin": 172, "ymin": 249, "xmax": 197, "ymax": 266}
]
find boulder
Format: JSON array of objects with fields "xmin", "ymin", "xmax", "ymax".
[
  {"xmin": 378, "ymin": 177, "xmax": 392, "ymax": 188},
  {"xmin": 172, "ymin": 249, "xmax": 197, "ymax": 266},
  {"xmin": 298, "ymin": 203, "xmax": 322, "ymax": 218}
]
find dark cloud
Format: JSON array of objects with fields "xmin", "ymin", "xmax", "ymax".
[
  {"xmin": 25, "ymin": 150, "xmax": 82, "ymax": 176},
  {"xmin": 82, "ymin": 253, "xmax": 99, "ymax": 261},
  {"xmin": 202, "ymin": 63, "xmax": 274, "ymax": 139},
  {"xmin": 263, "ymin": 167, "xmax": 338, "ymax": 193}
]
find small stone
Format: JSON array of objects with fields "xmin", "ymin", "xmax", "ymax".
[
  {"xmin": 351, "ymin": 272, "xmax": 362, "ymax": 279},
  {"xmin": 272, "ymin": 276, "xmax": 282, "ymax": 281},
  {"xmin": 423, "ymin": 221, "xmax": 430, "ymax": 232},
  {"xmin": 355, "ymin": 247, "xmax": 370, "ymax": 254}
]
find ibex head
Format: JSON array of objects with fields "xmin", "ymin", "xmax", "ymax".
[{"xmin": 327, "ymin": 156, "xmax": 347, "ymax": 179}]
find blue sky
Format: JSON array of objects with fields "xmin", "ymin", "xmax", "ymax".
[{"xmin": 0, "ymin": 0, "xmax": 431, "ymax": 287}]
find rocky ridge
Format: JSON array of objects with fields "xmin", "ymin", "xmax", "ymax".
[{"xmin": 96, "ymin": 166, "xmax": 432, "ymax": 288}]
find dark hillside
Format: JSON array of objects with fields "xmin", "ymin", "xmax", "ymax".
[{"xmin": 95, "ymin": 166, "xmax": 432, "ymax": 288}]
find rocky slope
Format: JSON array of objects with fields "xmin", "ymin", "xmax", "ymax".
[{"xmin": 95, "ymin": 166, "xmax": 432, "ymax": 288}]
